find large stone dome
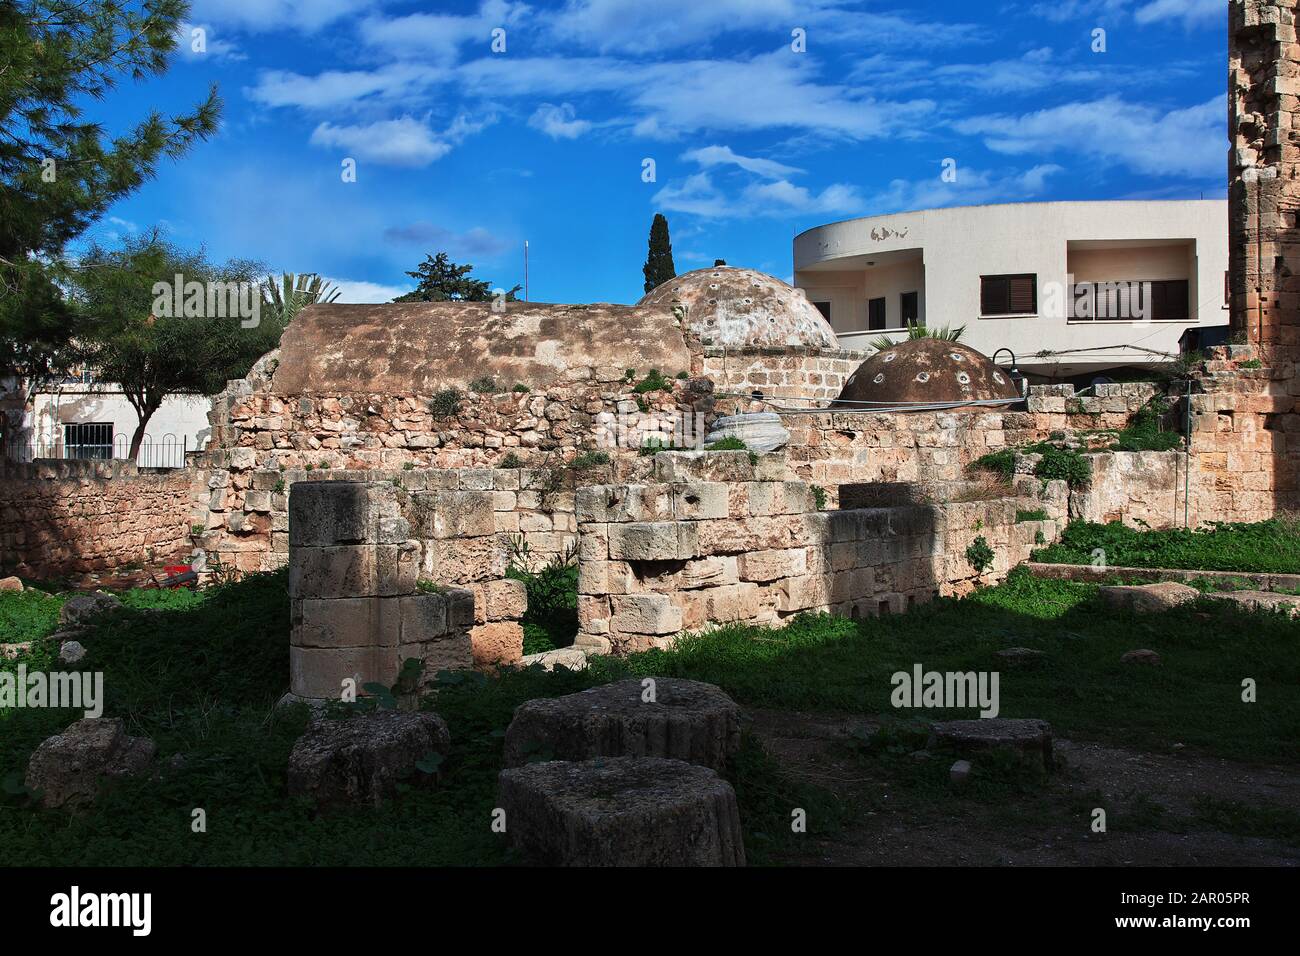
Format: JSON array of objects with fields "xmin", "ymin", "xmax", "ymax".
[
  {"xmin": 638, "ymin": 266, "xmax": 838, "ymax": 350},
  {"xmin": 835, "ymin": 338, "xmax": 1019, "ymax": 408}
]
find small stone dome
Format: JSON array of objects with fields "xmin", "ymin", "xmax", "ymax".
[
  {"xmin": 836, "ymin": 338, "xmax": 1019, "ymax": 408},
  {"xmin": 638, "ymin": 266, "xmax": 838, "ymax": 350}
]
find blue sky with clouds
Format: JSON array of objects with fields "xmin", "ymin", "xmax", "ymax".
[{"xmin": 88, "ymin": 0, "xmax": 1227, "ymax": 304}]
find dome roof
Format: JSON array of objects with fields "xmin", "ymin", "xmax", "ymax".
[
  {"xmin": 835, "ymin": 338, "xmax": 1019, "ymax": 408},
  {"xmin": 638, "ymin": 266, "xmax": 838, "ymax": 350}
]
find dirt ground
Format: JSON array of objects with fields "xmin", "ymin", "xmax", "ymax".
[{"xmin": 748, "ymin": 709, "xmax": 1300, "ymax": 867}]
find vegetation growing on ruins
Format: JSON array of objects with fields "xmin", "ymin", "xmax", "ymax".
[
  {"xmin": 969, "ymin": 442, "xmax": 1092, "ymax": 488},
  {"xmin": 1, "ymin": 568, "xmax": 1297, "ymax": 865},
  {"xmin": 1033, "ymin": 519, "xmax": 1300, "ymax": 574},
  {"xmin": 632, "ymin": 369, "xmax": 673, "ymax": 394},
  {"xmin": 428, "ymin": 389, "xmax": 463, "ymax": 420},
  {"xmin": 1109, "ymin": 397, "xmax": 1183, "ymax": 452}
]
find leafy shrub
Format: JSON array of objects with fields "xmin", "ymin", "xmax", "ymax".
[
  {"xmin": 966, "ymin": 536, "xmax": 995, "ymax": 574},
  {"xmin": 706, "ymin": 436, "xmax": 747, "ymax": 451},
  {"xmin": 429, "ymin": 388, "xmax": 462, "ymax": 419},
  {"xmin": 506, "ymin": 561, "xmax": 579, "ymax": 654},
  {"xmin": 1032, "ymin": 445, "xmax": 1091, "ymax": 487},
  {"xmin": 811, "ymin": 485, "xmax": 828, "ymax": 511},
  {"xmin": 1033, "ymin": 518, "xmax": 1300, "ymax": 573},
  {"xmin": 633, "ymin": 369, "xmax": 672, "ymax": 394},
  {"xmin": 569, "ymin": 450, "xmax": 610, "ymax": 472},
  {"xmin": 1111, "ymin": 398, "xmax": 1182, "ymax": 452},
  {"xmin": 499, "ymin": 452, "xmax": 524, "ymax": 469},
  {"xmin": 512, "ymin": 383, "xmax": 530, "ymax": 393},
  {"xmin": 969, "ymin": 449, "xmax": 1016, "ymax": 481},
  {"xmin": 468, "ymin": 376, "xmax": 498, "ymax": 394},
  {"xmin": 1016, "ymin": 509, "xmax": 1048, "ymax": 523}
]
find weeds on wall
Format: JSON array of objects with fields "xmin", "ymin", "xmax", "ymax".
[
  {"xmin": 1032, "ymin": 518, "xmax": 1300, "ymax": 574},
  {"xmin": 429, "ymin": 388, "xmax": 462, "ymax": 420}
]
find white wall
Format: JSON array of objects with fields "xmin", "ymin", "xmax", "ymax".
[
  {"xmin": 794, "ymin": 200, "xmax": 1228, "ymax": 376},
  {"xmin": 28, "ymin": 386, "xmax": 211, "ymax": 465}
]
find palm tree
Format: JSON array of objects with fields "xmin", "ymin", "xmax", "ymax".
[
  {"xmin": 262, "ymin": 272, "xmax": 341, "ymax": 324},
  {"xmin": 869, "ymin": 322, "xmax": 965, "ymax": 352}
]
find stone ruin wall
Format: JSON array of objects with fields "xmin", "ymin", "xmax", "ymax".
[
  {"xmin": 0, "ymin": 459, "xmax": 199, "ymax": 578},
  {"xmin": 568, "ymin": 451, "xmax": 1066, "ymax": 655}
]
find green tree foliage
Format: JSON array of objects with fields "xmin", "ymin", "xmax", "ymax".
[
  {"xmin": 0, "ymin": 0, "xmax": 221, "ymax": 387},
  {"xmin": 393, "ymin": 252, "xmax": 520, "ymax": 303},
  {"xmin": 69, "ymin": 233, "xmax": 273, "ymax": 456},
  {"xmin": 642, "ymin": 213, "xmax": 676, "ymax": 293}
]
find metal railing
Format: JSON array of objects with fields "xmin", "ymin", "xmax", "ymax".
[{"xmin": 3, "ymin": 432, "xmax": 189, "ymax": 469}]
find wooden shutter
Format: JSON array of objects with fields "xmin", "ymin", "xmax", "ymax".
[
  {"xmin": 981, "ymin": 276, "xmax": 1008, "ymax": 315},
  {"xmin": 1008, "ymin": 275, "xmax": 1036, "ymax": 314}
]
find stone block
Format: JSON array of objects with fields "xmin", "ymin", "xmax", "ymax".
[
  {"xmin": 289, "ymin": 643, "xmax": 392, "ymax": 700},
  {"xmin": 738, "ymin": 548, "xmax": 805, "ymax": 582},
  {"xmin": 294, "ymin": 596, "xmax": 399, "ymax": 648},
  {"xmin": 672, "ymin": 483, "xmax": 730, "ymax": 520},
  {"xmin": 289, "ymin": 481, "xmax": 402, "ymax": 547},
  {"xmin": 608, "ymin": 522, "xmax": 698, "ymax": 561},
  {"xmin": 469, "ymin": 621, "xmax": 524, "ymax": 666},
  {"xmin": 399, "ymin": 592, "xmax": 450, "ymax": 643},
  {"xmin": 476, "ymin": 578, "xmax": 528, "ymax": 622},
  {"xmin": 611, "ymin": 594, "xmax": 683, "ymax": 635}
]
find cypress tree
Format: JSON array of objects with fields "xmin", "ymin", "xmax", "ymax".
[{"xmin": 642, "ymin": 213, "xmax": 676, "ymax": 293}]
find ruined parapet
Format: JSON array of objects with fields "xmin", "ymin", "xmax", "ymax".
[
  {"xmin": 407, "ymin": 484, "xmax": 529, "ymax": 667},
  {"xmin": 287, "ymin": 481, "xmax": 474, "ymax": 701},
  {"xmin": 572, "ymin": 450, "xmax": 1055, "ymax": 654}
]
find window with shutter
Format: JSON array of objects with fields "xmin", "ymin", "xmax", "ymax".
[{"xmin": 980, "ymin": 274, "xmax": 1036, "ymax": 316}]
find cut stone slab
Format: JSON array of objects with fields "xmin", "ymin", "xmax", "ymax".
[
  {"xmin": 928, "ymin": 718, "xmax": 1053, "ymax": 770},
  {"xmin": 58, "ymin": 591, "xmax": 122, "ymax": 626},
  {"xmin": 0, "ymin": 576, "xmax": 22, "ymax": 592},
  {"xmin": 1205, "ymin": 590, "xmax": 1300, "ymax": 619},
  {"xmin": 1098, "ymin": 582, "xmax": 1199, "ymax": 614},
  {"xmin": 286, "ymin": 710, "xmax": 451, "ymax": 808},
  {"xmin": 704, "ymin": 412, "xmax": 791, "ymax": 453},
  {"xmin": 497, "ymin": 756, "xmax": 745, "ymax": 866},
  {"xmin": 503, "ymin": 677, "xmax": 741, "ymax": 770},
  {"xmin": 24, "ymin": 717, "xmax": 156, "ymax": 810},
  {"xmin": 518, "ymin": 647, "xmax": 589, "ymax": 672}
]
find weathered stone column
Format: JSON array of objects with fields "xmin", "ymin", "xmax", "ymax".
[{"xmin": 287, "ymin": 481, "xmax": 473, "ymax": 702}]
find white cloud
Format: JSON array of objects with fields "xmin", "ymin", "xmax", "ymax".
[
  {"xmin": 1134, "ymin": 0, "xmax": 1221, "ymax": 28},
  {"xmin": 189, "ymin": 0, "xmax": 379, "ymax": 33},
  {"xmin": 309, "ymin": 113, "xmax": 495, "ymax": 167},
  {"xmin": 933, "ymin": 48, "xmax": 1105, "ymax": 94},
  {"xmin": 681, "ymin": 145, "xmax": 802, "ymax": 180},
  {"xmin": 863, "ymin": 164, "xmax": 1065, "ymax": 215},
  {"xmin": 359, "ymin": 1, "xmax": 530, "ymax": 62},
  {"xmin": 954, "ymin": 94, "xmax": 1225, "ymax": 179},
  {"xmin": 653, "ymin": 171, "xmax": 863, "ymax": 219},
  {"xmin": 549, "ymin": 0, "xmax": 985, "ymax": 54},
  {"xmin": 246, "ymin": 64, "xmax": 444, "ymax": 111},
  {"xmin": 527, "ymin": 103, "xmax": 592, "ymax": 139},
  {"xmin": 177, "ymin": 23, "xmax": 244, "ymax": 61},
  {"xmin": 324, "ymin": 278, "xmax": 412, "ymax": 303}
]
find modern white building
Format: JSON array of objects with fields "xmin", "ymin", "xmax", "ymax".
[
  {"xmin": 793, "ymin": 200, "xmax": 1229, "ymax": 380},
  {"xmin": 3, "ymin": 368, "xmax": 210, "ymax": 468}
]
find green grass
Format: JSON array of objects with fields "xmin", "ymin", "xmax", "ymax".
[
  {"xmin": 0, "ymin": 590, "xmax": 64, "ymax": 643},
  {"xmin": 2, "ymin": 567, "xmax": 1297, "ymax": 865},
  {"xmin": 1033, "ymin": 519, "xmax": 1300, "ymax": 573}
]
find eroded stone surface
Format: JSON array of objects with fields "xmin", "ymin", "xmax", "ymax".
[
  {"xmin": 24, "ymin": 717, "xmax": 156, "ymax": 810},
  {"xmin": 1206, "ymin": 589, "xmax": 1300, "ymax": 619},
  {"xmin": 497, "ymin": 756, "xmax": 745, "ymax": 866},
  {"xmin": 928, "ymin": 718, "xmax": 1053, "ymax": 770},
  {"xmin": 286, "ymin": 710, "xmax": 451, "ymax": 808},
  {"xmin": 503, "ymin": 677, "xmax": 741, "ymax": 770},
  {"xmin": 58, "ymin": 591, "xmax": 122, "ymax": 626},
  {"xmin": 1099, "ymin": 582, "xmax": 1200, "ymax": 614}
]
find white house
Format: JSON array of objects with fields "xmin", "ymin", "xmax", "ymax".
[
  {"xmin": 5, "ymin": 367, "xmax": 210, "ymax": 468},
  {"xmin": 793, "ymin": 200, "xmax": 1229, "ymax": 380}
]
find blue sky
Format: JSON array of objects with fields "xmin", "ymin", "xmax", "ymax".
[{"xmin": 87, "ymin": 0, "xmax": 1227, "ymax": 304}]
